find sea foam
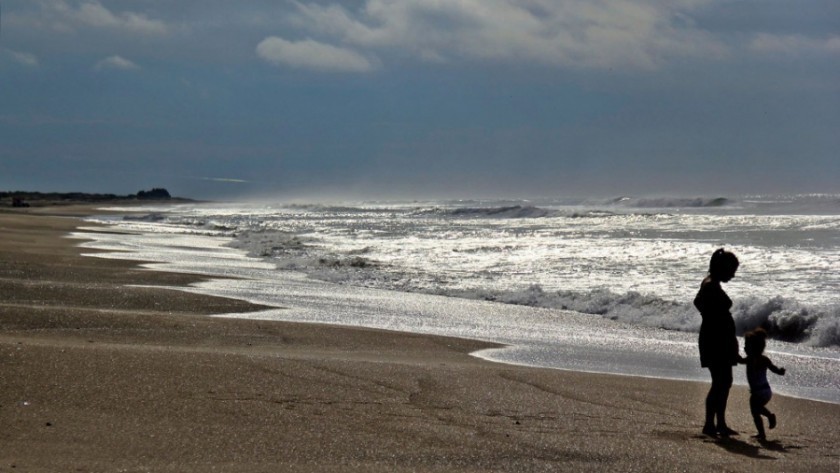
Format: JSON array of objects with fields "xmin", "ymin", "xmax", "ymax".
[
  {"xmin": 227, "ymin": 228, "xmax": 840, "ymax": 348},
  {"xmin": 113, "ymin": 195, "xmax": 840, "ymax": 349}
]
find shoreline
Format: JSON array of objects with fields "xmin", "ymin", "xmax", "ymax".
[
  {"xmin": 75, "ymin": 206, "xmax": 840, "ymax": 406},
  {"xmin": 1, "ymin": 205, "xmax": 838, "ymax": 471}
]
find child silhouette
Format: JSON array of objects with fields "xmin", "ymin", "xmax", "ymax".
[{"xmin": 744, "ymin": 328, "xmax": 786, "ymax": 440}]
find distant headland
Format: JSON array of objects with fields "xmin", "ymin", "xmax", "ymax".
[{"xmin": 0, "ymin": 188, "xmax": 195, "ymax": 208}]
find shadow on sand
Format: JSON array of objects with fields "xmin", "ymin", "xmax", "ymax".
[
  {"xmin": 713, "ymin": 437, "xmax": 775, "ymax": 460},
  {"xmin": 695, "ymin": 434, "xmax": 804, "ymax": 460},
  {"xmin": 756, "ymin": 438, "xmax": 803, "ymax": 454}
]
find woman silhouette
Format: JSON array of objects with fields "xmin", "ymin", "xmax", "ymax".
[{"xmin": 694, "ymin": 248, "xmax": 744, "ymax": 437}]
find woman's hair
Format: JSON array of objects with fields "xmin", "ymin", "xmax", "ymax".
[
  {"xmin": 709, "ymin": 248, "xmax": 739, "ymax": 280},
  {"xmin": 744, "ymin": 328, "xmax": 767, "ymax": 357}
]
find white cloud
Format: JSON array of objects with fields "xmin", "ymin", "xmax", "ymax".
[
  {"xmin": 95, "ymin": 55, "xmax": 141, "ymax": 71},
  {"xmin": 7, "ymin": 50, "xmax": 41, "ymax": 67},
  {"xmin": 256, "ymin": 37, "xmax": 375, "ymax": 73},
  {"xmin": 46, "ymin": 0, "xmax": 168, "ymax": 36},
  {"xmin": 287, "ymin": 0, "xmax": 727, "ymax": 70},
  {"xmin": 191, "ymin": 176, "xmax": 251, "ymax": 184},
  {"xmin": 749, "ymin": 34, "xmax": 840, "ymax": 56}
]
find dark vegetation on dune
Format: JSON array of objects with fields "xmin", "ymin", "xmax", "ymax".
[{"xmin": 1, "ymin": 188, "xmax": 192, "ymax": 207}]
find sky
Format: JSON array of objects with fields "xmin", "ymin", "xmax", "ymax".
[{"xmin": 1, "ymin": 0, "xmax": 838, "ymax": 200}]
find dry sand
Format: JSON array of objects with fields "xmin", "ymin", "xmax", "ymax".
[{"xmin": 0, "ymin": 206, "xmax": 838, "ymax": 472}]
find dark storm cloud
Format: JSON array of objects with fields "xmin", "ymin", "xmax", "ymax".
[{"xmin": 1, "ymin": 0, "xmax": 837, "ymax": 198}]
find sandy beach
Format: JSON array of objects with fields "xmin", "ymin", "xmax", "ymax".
[{"xmin": 1, "ymin": 206, "xmax": 838, "ymax": 472}]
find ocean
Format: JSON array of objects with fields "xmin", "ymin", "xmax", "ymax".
[{"xmin": 74, "ymin": 194, "xmax": 840, "ymax": 403}]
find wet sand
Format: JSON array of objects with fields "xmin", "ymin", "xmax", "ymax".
[{"xmin": 1, "ymin": 206, "xmax": 838, "ymax": 472}]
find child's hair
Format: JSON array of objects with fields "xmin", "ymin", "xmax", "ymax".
[
  {"xmin": 709, "ymin": 248, "xmax": 739, "ymax": 280},
  {"xmin": 745, "ymin": 328, "xmax": 768, "ymax": 357}
]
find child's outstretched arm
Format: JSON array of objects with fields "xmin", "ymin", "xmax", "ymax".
[{"xmin": 766, "ymin": 356, "xmax": 786, "ymax": 375}]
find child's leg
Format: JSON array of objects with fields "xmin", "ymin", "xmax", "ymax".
[
  {"xmin": 762, "ymin": 392, "xmax": 776, "ymax": 429},
  {"xmin": 750, "ymin": 394, "xmax": 766, "ymax": 438}
]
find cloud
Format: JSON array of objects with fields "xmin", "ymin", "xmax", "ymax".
[
  {"xmin": 46, "ymin": 0, "xmax": 168, "ymax": 36},
  {"xmin": 286, "ymin": 0, "xmax": 727, "ymax": 70},
  {"xmin": 256, "ymin": 37, "xmax": 375, "ymax": 72},
  {"xmin": 749, "ymin": 34, "xmax": 840, "ymax": 56},
  {"xmin": 95, "ymin": 55, "xmax": 141, "ymax": 71},
  {"xmin": 7, "ymin": 50, "xmax": 41, "ymax": 67},
  {"xmin": 188, "ymin": 176, "xmax": 251, "ymax": 184}
]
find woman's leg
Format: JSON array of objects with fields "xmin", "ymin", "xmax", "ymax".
[
  {"xmin": 704, "ymin": 388, "xmax": 717, "ymax": 434},
  {"xmin": 704, "ymin": 369, "xmax": 718, "ymax": 433},
  {"xmin": 708, "ymin": 365, "xmax": 734, "ymax": 433}
]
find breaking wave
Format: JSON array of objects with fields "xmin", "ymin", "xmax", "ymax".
[
  {"xmin": 431, "ymin": 285, "xmax": 840, "ymax": 348},
  {"xmin": 610, "ymin": 197, "xmax": 730, "ymax": 208},
  {"xmin": 284, "ymin": 203, "xmax": 397, "ymax": 214},
  {"xmin": 123, "ymin": 213, "xmax": 168, "ymax": 223},
  {"xmin": 412, "ymin": 205, "xmax": 558, "ymax": 219},
  {"xmin": 448, "ymin": 205, "xmax": 556, "ymax": 218},
  {"xmin": 227, "ymin": 229, "xmax": 313, "ymax": 257},
  {"xmin": 414, "ymin": 206, "xmax": 625, "ymax": 219},
  {"xmin": 122, "ymin": 213, "xmax": 238, "ymax": 233},
  {"xmin": 733, "ymin": 296, "xmax": 840, "ymax": 346}
]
